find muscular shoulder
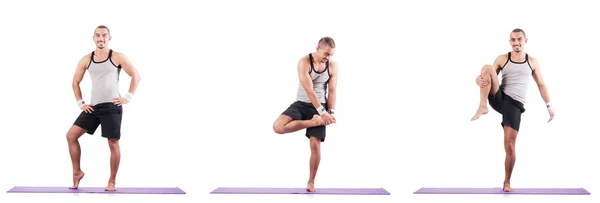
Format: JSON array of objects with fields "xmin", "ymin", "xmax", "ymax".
[
  {"xmin": 492, "ymin": 53, "xmax": 509, "ymax": 69},
  {"xmin": 297, "ymin": 55, "xmax": 311, "ymax": 71},
  {"xmin": 110, "ymin": 51, "xmax": 130, "ymax": 66},
  {"xmin": 111, "ymin": 51, "xmax": 125, "ymax": 61},
  {"xmin": 528, "ymin": 55, "xmax": 538, "ymax": 63},
  {"xmin": 527, "ymin": 55, "xmax": 540, "ymax": 70},
  {"xmin": 78, "ymin": 53, "xmax": 92, "ymax": 67},
  {"xmin": 298, "ymin": 55, "xmax": 310, "ymax": 64},
  {"xmin": 495, "ymin": 53, "xmax": 509, "ymax": 62},
  {"xmin": 328, "ymin": 60, "xmax": 338, "ymax": 73}
]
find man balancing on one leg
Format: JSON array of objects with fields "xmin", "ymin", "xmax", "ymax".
[
  {"xmin": 272, "ymin": 37, "xmax": 339, "ymax": 192},
  {"xmin": 471, "ymin": 28, "xmax": 555, "ymax": 192},
  {"xmin": 67, "ymin": 25, "xmax": 142, "ymax": 191}
]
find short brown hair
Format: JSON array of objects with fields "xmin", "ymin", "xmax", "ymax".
[
  {"xmin": 511, "ymin": 28, "xmax": 526, "ymax": 38},
  {"xmin": 318, "ymin": 37, "xmax": 335, "ymax": 48},
  {"xmin": 95, "ymin": 25, "xmax": 110, "ymax": 35}
]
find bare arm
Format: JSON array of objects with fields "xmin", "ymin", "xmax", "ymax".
[
  {"xmin": 327, "ymin": 61, "xmax": 338, "ymax": 112},
  {"xmin": 492, "ymin": 55, "xmax": 506, "ymax": 75},
  {"xmin": 72, "ymin": 54, "xmax": 91, "ymax": 103},
  {"xmin": 113, "ymin": 52, "xmax": 142, "ymax": 96},
  {"xmin": 530, "ymin": 57, "xmax": 551, "ymax": 104},
  {"xmin": 298, "ymin": 57, "xmax": 326, "ymax": 112}
]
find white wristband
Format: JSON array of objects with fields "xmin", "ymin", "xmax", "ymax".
[
  {"xmin": 124, "ymin": 92, "xmax": 134, "ymax": 101},
  {"xmin": 329, "ymin": 109, "xmax": 335, "ymax": 115},
  {"xmin": 316, "ymin": 106, "xmax": 327, "ymax": 115},
  {"xmin": 546, "ymin": 102, "xmax": 552, "ymax": 110},
  {"xmin": 77, "ymin": 99, "xmax": 85, "ymax": 108}
]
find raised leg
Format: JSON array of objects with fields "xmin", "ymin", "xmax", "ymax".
[
  {"xmin": 273, "ymin": 114, "xmax": 323, "ymax": 134},
  {"xmin": 502, "ymin": 125, "xmax": 518, "ymax": 192},
  {"xmin": 472, "ymin": 64, "xmax": 501, "ymax": 121},
  {"xmin": 306, "ymin": 136, "xmax": 321, "ymax": 192},
  {"xmin": 105, "ymin": 138, "xmax": 120, "ymax": 191},
  {"xmin": 66, "ymin": 125, "xmax": 86, "ymax": 189}
]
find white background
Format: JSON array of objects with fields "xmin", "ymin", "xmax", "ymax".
[{"xmin": 0, "ymin": 0, "xmax": 598, "ymax": 203}]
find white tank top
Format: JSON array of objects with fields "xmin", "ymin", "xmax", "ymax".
[{"xmin": 87, "ymin": 49, "xmax": 121, "ymax": 105}]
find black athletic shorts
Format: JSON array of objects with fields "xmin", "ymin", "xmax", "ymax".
[
  {"xmin": 488, "ymin": 88, "xmax": 526, "ymax": 131},
  {"xmin": 73, "ymin": 102, "xmax": 123, "ymax": 139},
  {"xmin": 282, "ymin": 101, "xmax": 328, "ymax": 142}
]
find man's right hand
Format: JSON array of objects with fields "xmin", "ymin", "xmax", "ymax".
[
  {"xmin": 80, "ymin": 104, "xmax": 94, "ymax": 113},
  {"xmin": 321, "ymin": 113, "xmax": 336, "ymax": 125},
  {"xmin": 476, "ymin": 75, "xmax": 488, "ymax": 88}
]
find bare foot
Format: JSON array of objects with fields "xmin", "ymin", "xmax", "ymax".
[
  {"xmin": 69, "ymin": 171, "xmax": 85, "ymax": 189},
  {"xmin": 311, "ymin": 115, "xmax": 324, "ymax": 126},
  {"xmin": 503, "ymin": 182, "xmax": 514, "ymax": 192},
  {"xmin": 105, "ymin": 181, "xmax": 116, "ymax": 191},
  {"xmin": 471, "ymin": 106, "xmax": 489, "ymax": 121},
  {"xmin": 306, "ymin": 182, "xmax": 315, "ymax": 192}
]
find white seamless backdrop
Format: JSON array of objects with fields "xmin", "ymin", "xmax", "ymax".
[{"xmin": 0, "ymin": 0, "xmax": 598, "ymax": 203}]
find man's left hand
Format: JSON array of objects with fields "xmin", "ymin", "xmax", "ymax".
[
  {"xmin": 548, "ymin": 108, "xmax": 555, "ymax": 122},
  {"xmin": 113, "ymin": 97, "xmax": 129, "ymax": 106}
]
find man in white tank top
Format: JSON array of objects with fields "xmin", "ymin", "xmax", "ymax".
[
  {"xmin": 66, "ymin": 25, "xmax": 142, "ymax": 191},
  {"xmin": 471, "ymin": 29, "xmax": 555, "ymax": 192},
  {"xmin": 272, "ymin": 37, "xmax": 339, "ymax": 192}
]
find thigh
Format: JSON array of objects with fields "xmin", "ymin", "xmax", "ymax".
[
  {"xmin": 281, "ymin": 102, "xmax": 304, "ymax": 121},
  {"xmin": 488, "ymin": 89, "xmax": 504, "ymax": 113},
  {"xmin": 298, "ymin": 102, "xmax": 326, "ymax": 120},
  {"xmin": 501, "ymin": 101, "xmax": 523, "ymax": 132},
  {"xmin": 73, "ymin": 111, "xmax": 101, "ymax": 135},
  {"xmin": 99, "ymin": 105, "xmax": 123, "ymax": 139},
  {"xmin": 482, "ymin": 64, "xmax": 501, "ymax": 96},
  {"xmin": 306, "ymin": 125, "xmax": 326, "ymax": 142}
]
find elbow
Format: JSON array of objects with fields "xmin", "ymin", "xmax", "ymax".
[
  {"xmin": 72, "ymin": 81, "xmax": 80, "ymax": 88},
  {"xmin": 328, "ymin": 89, "xmax": 336, "ymax": 95}
]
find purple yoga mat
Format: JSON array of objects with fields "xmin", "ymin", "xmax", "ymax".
[
  {"xmin": 210, "ymin": 187, "xmax": 390, "ymax": 195},
  {"xmin": 6, "ymin": 186, "xmax": 186, "ymax": 194},
  {"xmin": 414, "ymin": 187, "xmax": 590, "ymax": 195}
]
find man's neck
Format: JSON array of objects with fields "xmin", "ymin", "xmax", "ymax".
[
  {"xmin": 95, "ymin": 48, "xmax": 110, "ymax": 56},
  {"xmin": 511, "ymin": 50, "xmax": 526, "ymax": 58},
  {"xmin": 311, "ymin": 52, "xmax": 324, "ymax": 64}
]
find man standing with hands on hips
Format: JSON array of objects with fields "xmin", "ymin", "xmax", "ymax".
[
  {"xmin": 272, "ymin": 37, "xmax": 339, "ymax": 192},
  {"xmin": 66, "ymin": 25, "xmax": 142, "ymax": 191}
]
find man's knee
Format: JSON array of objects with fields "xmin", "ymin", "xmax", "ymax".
[
  {"xmin": 107, "ymin": 139, "xmax": 119, "ymax": 150},
  {"xmin": 66, "ymin": 125, "xmax": 85, "ymax": 142},
  {"xmin": 66, "ymin": 133, "xmax": 80, "ymax": 143},
  {"xmin": 481, "ymin": 64, "xmax": 494, "ymax": 71},
  {"xmin": 273, "ymin": 123, "xmax": 285, "ymax": 134},
  {"xmin": 503, "ymin": 126, "xmax": 518, "ymax": 152},
  {"xmin": 309, "ymin": 136, "xmax": 320, "ymax": 152},
  {"xmin": 481, "ymin": 64, "xmax": 495, "ymax": 77},
  {"xmin": 273, "ymin": 115, "xmax": 293, "ymax": 134}
]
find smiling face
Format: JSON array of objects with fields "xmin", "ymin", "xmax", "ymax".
[
  {"xmin": 93, "ymin": 26, "xmax": 111, "ymax": 49},
  {"xmin": 509, "ymin": 29, "xmax": 527, "ymax": 53}
]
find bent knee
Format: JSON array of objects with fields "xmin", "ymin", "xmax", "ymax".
[
  {"xmin": 481, "ymin": 64, "xmax": 494, "ymax": 74},
  {"xmin": 481, "ymin": 64, "xmax": 494, "ymax": 70},
  {"xmin": 273, "ymin": 124, "xmax": 285, "ymax": 134},
  {"xmin": 66, "ymin": 132, "xmax": 82, "ymax": 142}
]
